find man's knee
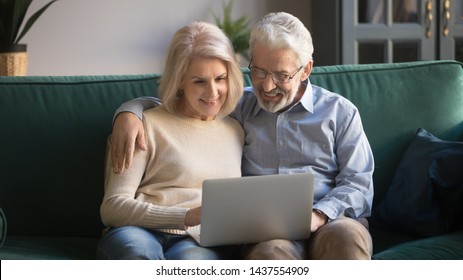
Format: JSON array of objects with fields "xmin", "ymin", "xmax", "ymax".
[
  {"xmin": 308, "ymin": 217, "xmax": 373, "ymax": 260},
  {"xmin": 243, "ymin": 239, "xmax": 305, "ymax": 260}
]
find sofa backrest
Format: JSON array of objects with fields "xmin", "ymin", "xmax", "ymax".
[
  {"xmin": 0, "ymin": 75, "xmax": 161, "ymax": 237},
  {"xmin": 0, "ymin": 60, "xmax": 462, "ymax": 237}
]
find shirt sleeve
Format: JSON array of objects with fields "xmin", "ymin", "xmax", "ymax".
[
  {"xmin": 112, "ymin": 96, "xmax": 161, "ymax": 123},
  {"xmin": 315, "ymin": 107, "xmax": 375, "ymax": 220}
]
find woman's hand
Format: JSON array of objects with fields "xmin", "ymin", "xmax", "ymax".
[{"xmin": 185, "ymin": 207, "xmax": 201, "ymax": 227}]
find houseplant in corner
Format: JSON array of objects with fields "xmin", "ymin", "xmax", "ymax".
[
  {"xmin": 0, "ymin": 0, "xmax": 59, "ymax": 76},
  {"xmin": 212, "ymin": 0, "xmax": 251, "ymax": 65}
]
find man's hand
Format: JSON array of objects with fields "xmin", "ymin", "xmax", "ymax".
[
  {"xmin": 311, "ymin": 209, "xmax": 328, "ymax": 232},
  {"xmin": 111, "ymin": 112, "xmax": 146, "ymax": 174}
]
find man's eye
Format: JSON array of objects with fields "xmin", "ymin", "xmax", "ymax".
[
  {"xmin": 253, "ymin": 69, "xmax": 265, "ymax": 77},
  {"xmin": 275, "ymin": 73, "xmax": 289, "ymax": 80}
]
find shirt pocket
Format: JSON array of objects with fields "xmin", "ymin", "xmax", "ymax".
[{"xmin": 301, "ymin": 140, "xmax": 335, "ymax": 169}]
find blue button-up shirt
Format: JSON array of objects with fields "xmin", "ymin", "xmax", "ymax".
[{"xmin": 232, "ymin": 81, "xmax": 374, "ymax": 220}]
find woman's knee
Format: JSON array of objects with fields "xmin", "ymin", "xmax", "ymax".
[
  {"xmin": 165, "ymin": 238, "xmax": 225, "ymax": 260},
  {"xmin": 97, "ymin": 226, "xmax": 164, "ymax": 260}
]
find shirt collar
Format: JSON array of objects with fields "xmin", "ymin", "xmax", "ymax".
[{"xmin": 299, "ymin": 80, "xmax": 313, "ymax": 113}]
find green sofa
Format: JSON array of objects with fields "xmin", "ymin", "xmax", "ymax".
[{"xmin": 1, "ymin": 60, "xmax": 462, "ymax": 260}]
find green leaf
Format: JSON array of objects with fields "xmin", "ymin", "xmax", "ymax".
[
  {"xmin": 15, "ymin": 0, "xmax": 59, "ymax": 44},
  {"xmin": 0, "ymin": 0, "xmax": 58, "ymax": 46},
  {"xmin": 10, "ymin": 0, "xmax": 32, "ymax": 45},
  {"xmin": 0, "ymin": 0, "xmax": 25, "ymax": 45},
  {"xmin": 212, "ymin": 0, "xmax": 251, "ymax": 56}
]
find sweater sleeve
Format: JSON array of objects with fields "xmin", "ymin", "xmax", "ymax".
[{"xmin": 100, "ymin": 117, "xmax": 188, "ymax": 230}]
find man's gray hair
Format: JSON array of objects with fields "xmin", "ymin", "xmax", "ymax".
[{"xmin": 250, "ymin": 12, "xmax": 314, "ymax": 66}]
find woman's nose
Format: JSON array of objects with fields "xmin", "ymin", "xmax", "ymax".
[{"xmin": 206, "ymin": 82, "xmax": 219, "ymax": 97}]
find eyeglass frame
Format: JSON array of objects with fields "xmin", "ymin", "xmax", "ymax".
[{"xmin": 248, "ymin": 59, "xmax": 303, "ymax": 84}]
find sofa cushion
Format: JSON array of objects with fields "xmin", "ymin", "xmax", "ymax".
[
  {"xmin": 371, "ymin": 128, "xmax": 463, "ymax": 237},
  {"xmin": 0, "ymin": 236, "xmax": 99, "ymax": 260},
  {"xmin": 372, "ymin": 230, "xmax": 463, "ymax": 260}
]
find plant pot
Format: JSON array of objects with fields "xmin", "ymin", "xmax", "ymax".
[{"xmin": 0, "ymin": 44, "xmax": 29, "ymax": 76}]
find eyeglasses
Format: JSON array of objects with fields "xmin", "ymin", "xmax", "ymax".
[{"xmin": 248, "ymin": 59, "xmax": 303, "ymax": 84}]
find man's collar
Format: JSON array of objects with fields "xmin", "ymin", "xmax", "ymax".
[{"xmin": 299, "ymin": 80, "xmax": 313, "ymax": 113}]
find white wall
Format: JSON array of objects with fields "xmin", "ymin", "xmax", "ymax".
[{"xmin": 23, "ymin": 0, "xmax": 311, "ymax": 75}]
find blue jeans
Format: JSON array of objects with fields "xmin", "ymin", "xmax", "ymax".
[{"xmin": 96, "ymin": 226, "xmax": 238, "ymax": 260}]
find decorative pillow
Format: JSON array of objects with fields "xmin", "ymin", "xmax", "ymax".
[
  {"xmin": 0, "ymin": 207, "xmax": 6, "ymax": 248},
  {"xmin": 371, "ymin": 128, "xmax": 463, "ymax": 237}
]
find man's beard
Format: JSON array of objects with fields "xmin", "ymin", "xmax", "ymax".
[{"xmin": 255, "ymin": 87, "xmax": 297, "ymax": 113}]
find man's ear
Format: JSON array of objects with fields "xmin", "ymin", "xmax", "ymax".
[{"xmin": 301, "ymin": 61, "xmax": 313, "ymax": 81}]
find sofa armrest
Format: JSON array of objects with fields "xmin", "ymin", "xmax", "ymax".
[{"xmin": 0, "ymin": 207, "xmax": 6, "ymax": 248}]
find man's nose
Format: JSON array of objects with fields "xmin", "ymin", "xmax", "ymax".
[{"xmin": 261, "ymin": 74, "xmax": 277, "ymax": 92}]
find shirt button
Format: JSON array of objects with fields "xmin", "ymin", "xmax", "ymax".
[
  {"xmin": 322, "ymin": 144, "xmax": 327, "ymax": 148},
  {"xmin": 279, "ymin": 140, "xmax": 284, "ymax": 146}
]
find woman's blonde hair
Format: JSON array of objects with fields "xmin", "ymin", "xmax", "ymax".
[{"xmin": 159, "ymin": 21, "xmax": 243, "ymax": 118}]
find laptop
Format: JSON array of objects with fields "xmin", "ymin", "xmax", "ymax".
[{"xmin": 187, "ymin": 173, "xmax": 315, "ymax": 247}]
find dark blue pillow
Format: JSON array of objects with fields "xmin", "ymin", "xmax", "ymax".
[{"xmin": 371, "ymin": 128, "xmax": 463, "ymax": 237}]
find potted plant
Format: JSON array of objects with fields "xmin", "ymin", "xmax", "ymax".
[
  {"xmin": 212, "ymin": 0, "xmax": 251, "ymax": 64},
  {"xmin": 0, "ymin": 0, "xmax": 59, "ymax": 76}
]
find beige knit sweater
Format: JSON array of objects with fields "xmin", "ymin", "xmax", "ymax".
[{"xmin": 101, "ymin": 106, "xmax": 244, "ymax": 235}]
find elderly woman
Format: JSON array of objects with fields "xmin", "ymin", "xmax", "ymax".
[{"xmin": 97, "ymin": 21, "xmax": 244, "ymax": 260}]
